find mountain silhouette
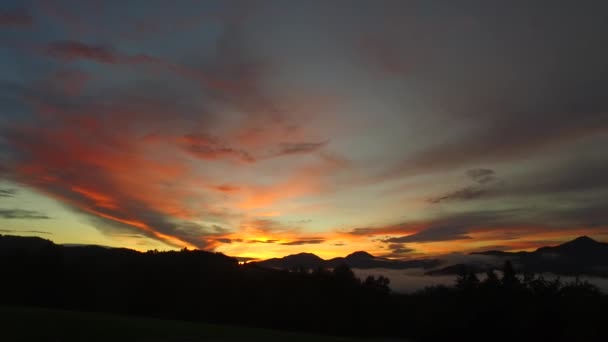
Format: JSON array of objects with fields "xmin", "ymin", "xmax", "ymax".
[
  {"xmin": 0, "ymin": 234, "xmax": 55, "ymax": 254},
  {"xmin": 253, "ymin": 252, "xmax": 325, "ymax": 269},
  {"xmin": 0, "ymin": 233, "xmax": 239, "ymax": 269},
  {"xmin": 346, "ymin": 251, "xmax": 375, "ymax": 260},
  {"xmin": 255, "ymin": 250, "xmax": 440, "ymax": 270},
  {"xmin": 429, "ymin": 236, "xmax": 608, "ymax": 276},
  {"xmin": 535, "ymin": 235, "xmax": 608, "ymax": 258},
  {"xmin": 1, "ymin": 233, "xmax": 605, "ymax": 341}
]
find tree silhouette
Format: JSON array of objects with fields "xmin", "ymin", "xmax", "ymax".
[
  {"xmin": 456, "ymin": 269, "xmax": 480, "ymax": 290},
  {"xmin": 363, "ymin": 275, "xmax": 390, "ymax": 294},
  {"xmin": 501, "ymin": 260, "xmax": 519, "ymax": 288},
  {"xmin": 1, "ymin": 234, "xmax": 607, "ymax": 342},
  {"xmin": 332, "ymin": 264, "xmax": 358, "ymax": 284}
]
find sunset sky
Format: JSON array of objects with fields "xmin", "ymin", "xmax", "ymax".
[{"xmin": 1, "ymin": 0, "xmax": 607, "ymax": 260}]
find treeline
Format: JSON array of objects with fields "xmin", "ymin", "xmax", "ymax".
[
  {"xmin": 0, "ymin": 235, "xmax": 390, "ymax": 335},
  {"xmin": 1, "ymin": 235, "xmax": 607, "ymax": 341},
  {"xmin": 399, "ymin": 261, "xmax": 606, "ymax": 341}
]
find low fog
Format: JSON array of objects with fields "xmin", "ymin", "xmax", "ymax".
[{"xmin": 353, "ymin": 268, "xmax": 608, "ymax": 294}]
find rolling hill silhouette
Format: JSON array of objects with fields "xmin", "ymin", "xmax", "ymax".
[
  {"xmin": 428, "ymin": 236, "xmax": 608, "ymax": 276},
  {"xmin": 254, "ymin": 250, "xmax": 441, "ymax": 270},
  {"xmin": 253, "ymin": 252, "xmax": 326, "ymax": 269},
  {"xmin": 2, "ymin": 233, "xmax": 607, "ymax": 341}
]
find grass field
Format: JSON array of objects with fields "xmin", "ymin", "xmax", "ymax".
[{"xmin": 0, "ymin": 306, "xmax": 398, "ymax": 342}]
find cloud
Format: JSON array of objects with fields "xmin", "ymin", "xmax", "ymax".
[
  {"xmin": 3, "ymin": 1, "xmax": 608, "ymax": 258},
  {"xmin": 44, "ymin": 41, "xmax": 154, "ymax": 64},
  {"xmin": 427, "ymin": 169, "xmax": 497, "ymax": 204},
  {"xmin": 280, "ymin": 238, "xmax": 325, "ymax": 246},
  {"xmin": 211, "ymin": 224, "xmax": 230, "ymax": 234},
  {"xmin": 370, "ymin": 4, "xmax": 608, "ymax": 182},
  {"xmin": 247, "ymin": 239, "xmax": 278, "ymax": 244},
  {"xmin": 347, "ymin": 227, "xmax": 376, "ymax": 236},
  {"xmin": 1, "ymin": 42, "xmax": 270, "ymax": 250},
  {"xmin": 497, "ymin": 156, "xmax": 608, "ymax": 198},
  {"xmin": 274, "ymin": 140, "xmax": 329, "ymax": 156},
  {"xmin": 386, "ymin": 243, "xmax": 415, "ymax": 256},
  {"xmin": 467, "ymin": 168, "xmax": 496, "ymax": 184},
  {"xmin": 0, "ymin": 10, "xmax": 32, "ymax": 28},
  {"xmin": 429, "ymin": 156, "xmax": 608, "ymax": 206},
  {"xmin": 346, "ymin": 209, "xmax": 521, "ymax": 243},
  {"xmin": 237, "ymin": 157, "xmax": 345, "ymax": 210},
  {"xmin": 350, "ymin": 198, "xmax": 608, "ymax": 251},
  {"xmin": 0, "ymin": 74, "xmax": 257, "ymax": 250},
  {"xmin": 111, "ymin": 234, "xmax": 144, "ymax": 239},
  {"xmin": 0, "ymin": 188, "xmax": 17, "ymax": 197},
  {"xmin": 0, "ymin": 209, "xmax": 50, "ymax": 219},
  {"xmin": 216, "ymin": 238, "xmax": 242, "ymax": 243},
  {"xmin": 346, "ymin": 225, "xmax": 416, "ymax": 237},
  {"xmin": 177, "ymin": 134, "xmax": 254, "ymax": 163},
  {"xmin": 44, "ymin": 40, "xmax": 179, "ymax": 72},
  {"xmin": 244, "ymin": 219, "xmax": 299, "ymax": 234},
  {"xmin": 551, "ymin": 201, "xmax": 608, "ymax": 228},
  {"xmin": 384, "ymin": 227, "xmax": 472, "ymax": 244},
  {"xmin": 214, "ymin": 184, "xmax": 240, "ymax": 193},
  {"xmin": 288, "ymin": 219, "xmax": 312, "ymax": 224},
  {"xmin": 386, "ymin": 102, "xmax": 608, "ymax": 183},
  {"xmin": 427, "ymin": 186, "xmax": 485, "ymax": 204},
  {"xmin": 23, "ymin": 230, "xmax": 52, "ymax": 234},
  {"xmin": 0, "ymin": 105, "xmax": 219, "ymax": 249},
  {"xmin": 43, "ymin": 41, "xmax": 235, "ymax": 91}
]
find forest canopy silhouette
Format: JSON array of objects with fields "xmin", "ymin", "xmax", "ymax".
[{"xmin": 1, "ymin": 234, "xmax": 606, "ymax": 341}]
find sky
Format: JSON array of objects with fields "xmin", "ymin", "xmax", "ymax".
[{"xmin": 1, "ymin": 0, "xmax": 607, "ymax": 260}]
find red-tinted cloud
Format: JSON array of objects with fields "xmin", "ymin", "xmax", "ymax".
[
  {"xmin": 45, "ymin": 41, "xmax": 157, "ymax": 64},
  {"xmin": 43, "ymin": 40, "xmax": 238, "ymax": 91},
  {"xmin": 1, "ymin": 93, "xmax": 231, "ymax": 249},
  {"xmin": 214, "ymin": 184, "xmax": 240, "ymax": 193},
  {"xmin": 0, "ymin": 10, "xmax": 32, "ymax": 28},
  {"xmin": 177, "ymin": 134, "xmax": 254, "ymax": 163}
]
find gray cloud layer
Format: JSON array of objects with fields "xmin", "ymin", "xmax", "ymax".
[
  {"xmin": 0, "ymin": 188, "xmax": 17, "ymax": 197},
  {"xmin": 0, "ymin": 209, "xmax": 50, "ymax": 219}
]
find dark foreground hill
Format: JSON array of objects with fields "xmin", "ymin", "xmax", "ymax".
[
  {"xmin": 0, "ymin": 234, "xmax": 392, "ymax": 338},
  {"xmin": 428, "ymin": 236, "xmax": 608, "ymax": 276},
  {"xmin": 2, "ymin": 234, "xmax": 608, "ymax": 341},
  {"xmin": 0, "ymin": 306, "xmax": 370, "ymax": 342}
]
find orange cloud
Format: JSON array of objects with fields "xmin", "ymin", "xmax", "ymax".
[{"xmin": 3, "ymin": 100, "xmax": 219, "ymax": 248}]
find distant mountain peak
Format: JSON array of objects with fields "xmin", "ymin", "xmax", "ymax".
[
  {"xmin": 538, "ymin": 235, "xmax": 602, "ymax": 252},
  {"xmin": 281, "ymin": 252, "xmax": 324, "ymax": 262},
  {"xmin": 444, "ymin": 235, "xmax": 608, "ymax": 277},
  {"xmin": 547, "ymin": 235, "xmax": 604, "ymax": 252},
  {"xmin": 568, "ymin": 235, "xmax": 597, "ymax": 244},
  {"xmin": 346, "ymin": 251, "xmax": 375, "ymax": 259},
  {"xmin": 291, "ymin": 252, "xmax": 321, "ymax": 257},
  {"xmin": 254, "ymin": 250, "xmax": 439, "ymax": 270}
]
